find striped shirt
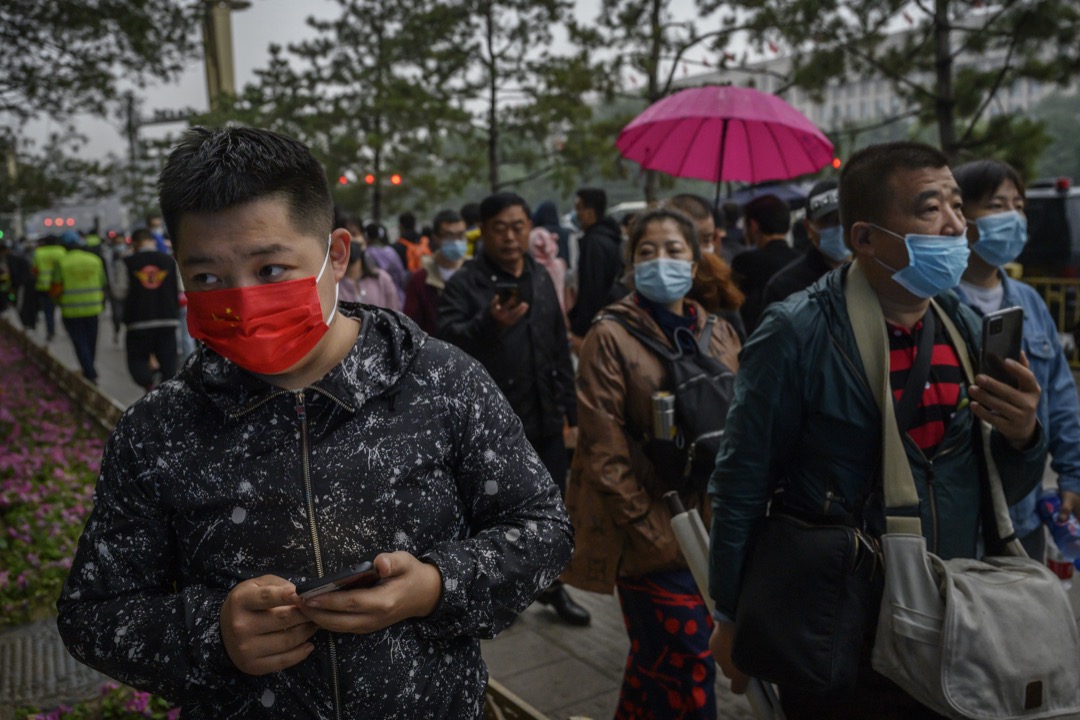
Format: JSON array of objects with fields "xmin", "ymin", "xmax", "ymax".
[{"xmin": 887, "ymin": 313, "xmax": 967, "ymax": 457}]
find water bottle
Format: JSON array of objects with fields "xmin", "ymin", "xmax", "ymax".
[{"xmin": 1036, "ymin": 491, "xmax": 1080, "ymax": 569}]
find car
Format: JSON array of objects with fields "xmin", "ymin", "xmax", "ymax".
[{"xmin": 1019, "ymin": 177, "xmax": 1080, "ymax": 277}]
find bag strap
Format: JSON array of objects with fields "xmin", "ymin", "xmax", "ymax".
[
  {"xmin": 893, "ymin": 308, "xmax": 936, "ymax": 434},
  {"xmin": 602, "ymin": 312, "xmax": 681, "ymax": 360},
  {"xmin": 844, "ymin": 261, "xmax": 1017, "ymax": 543}
]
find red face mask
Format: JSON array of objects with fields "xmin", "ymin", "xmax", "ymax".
[{"xmin": 186, "ymin": 237, "xmax": 339, "ymax": 374}]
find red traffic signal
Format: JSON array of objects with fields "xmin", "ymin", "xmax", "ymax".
[
  {"xmin": 338, "ymin": 175, "xmax": 349, "ymax": 185},
  {"xmin": 364, "ymin": 174, "xmax": 376, "ymax": 185},
  {"xmin": 44, "ymin": 218, "xmax": 53, "ymax": 227},
  {"xmin": 831, "ymin": 157, "xmax": 842, "ymax": 169},
  {"xmin": 390, "ymin": 174, "xmax": 402, "ymax": 186}
]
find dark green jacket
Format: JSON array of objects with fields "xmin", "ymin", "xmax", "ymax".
[{"xmin": 708, "ymin": 266, "xmax": 1047, "ymax": 617}]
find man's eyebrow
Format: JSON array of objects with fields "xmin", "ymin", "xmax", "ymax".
[
  {"xmin": 182, "ymin": 243, "xmax": 294, "ymax": 268},
  {"xmin": 913, "ymin": 189, "xmax": 945, "ymax": 207}
]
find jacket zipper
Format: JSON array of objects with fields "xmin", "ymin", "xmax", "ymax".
[{"xmin": 294, "ymin": 391, "xmax": 342, "ymax": 720}]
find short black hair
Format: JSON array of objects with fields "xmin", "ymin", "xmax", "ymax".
[
  {"xmin": 628, "ymin": 208, "xmax": 701, "ymax": 262},
  {"xmin": 666, "ymin": 193, "xmax": 713, "ymax": 222},
  {"xmin": 952, "ymin": 159, "xmax": 1025, "ymax": 207},
  {"xmin": 744, "ymin": 194, "xmax": 791, "ymax": 235},
  {"xmin": 432, "ymin": 209, "xmax": 463, "ymax": 236},
  {"xmin": 479, "ymin": 192, "xmax": 531, "ymax": 224},
  {"xmin": 460, "ymin": 202, "xmax": 481, "ymax": 226},
  {"xmin": 576, "ymin": 187, "xmax": 607, "ymax": 219},
  {"xmin": 158, "ymin": 126, "xmax": 333, "ymax": 250},
  {"xmin": 131, "ymin": 228, "xmax": 154, "ymax": 245},
  {"xmin": 840, "ymin": 141, "xmax": 949, "ymax": 237},
  {"xmin": 398, "ymin": 212, "xmax": 417, "ymax": 231},
  {"xmin": 364, "ymin": 223, "xmax": 388, "ymax": 244}
]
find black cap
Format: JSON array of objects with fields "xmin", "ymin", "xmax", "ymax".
[{"xmin": 807, "ymin": 179, "xmax": 839, "ymax": 221}]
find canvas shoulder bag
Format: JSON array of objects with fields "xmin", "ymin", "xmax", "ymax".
[{"xmin": 845, "ymin": 260, "xmax": 1080, "ymax": 720}]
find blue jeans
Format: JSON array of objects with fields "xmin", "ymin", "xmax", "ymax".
[
  {"xmin": 63, "ymin": 315, "xmax": 99, "ymax": 380},
  {"xmin": 37, "ymin": 291, "xmax": 56, "ymax": 337}
]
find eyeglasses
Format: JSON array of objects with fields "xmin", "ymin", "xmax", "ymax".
[{"xmin": 489, "ymin": 221, "xmax": 529, "ymax": 236}]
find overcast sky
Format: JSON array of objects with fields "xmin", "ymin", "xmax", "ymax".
[{"xmin": 32, "ymin": 0, "xmax": 721, "ymax": 160}]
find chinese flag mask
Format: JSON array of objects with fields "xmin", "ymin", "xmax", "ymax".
[{"xmin": 186, "ymin": 236, "xmax": 339, "ymax": 374}]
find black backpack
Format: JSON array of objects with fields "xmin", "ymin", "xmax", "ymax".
[{"xmin": 603, "ymin": 313, "xmax": 736, "ymax": 494}]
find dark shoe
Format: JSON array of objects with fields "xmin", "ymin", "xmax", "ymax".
[{"xmin": 537, "ymin": 583, "xmax": 590, "ymax": 626}]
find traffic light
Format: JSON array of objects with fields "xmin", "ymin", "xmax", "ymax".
[
  {"xmin": 364, "ymin": 174, "xmax": 376, "ymax": 185},
  {"xmin": 831, "ymin": 157, "xmax": 842, "ymax": 169},
  {"xmin": 44, "ymin": 218, "xmax": 53, "ymax": 227},
  {"xmin": 338, "ymin": 175, "xmax": 349, "ymax": 185},
  {"xmin": 390, "ymin": 174, "xmax": 402, "ymax": 186}
]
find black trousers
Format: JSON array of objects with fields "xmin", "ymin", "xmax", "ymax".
[
  {"xmin": 529, "ymin": 432, "xmax": 568, "ymax": 496},
  {"xmin": 62, "ymin": 315, "xmax": 98, "ymax": 380},
  {"xmin": 126, "ymin": 327, "xmax": 178, "ymax": 389}
]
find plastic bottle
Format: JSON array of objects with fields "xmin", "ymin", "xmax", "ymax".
[{"xmin": 1036, "ymin": 491, "xmax": 1080, "ymax": 570}]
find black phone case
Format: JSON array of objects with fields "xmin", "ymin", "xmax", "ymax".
[{"xmin": 980, "ymin": 307, "xmax": 1023, "ymax": 388}]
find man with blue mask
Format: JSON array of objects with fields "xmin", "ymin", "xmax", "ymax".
[
  {"xmin": 709, "ymin": 142, "xmax": 1047, "ymax": 718},
  {"xmin": 404, "ymin": 208, "xmax": 468, "ymax": 336},
  {"xmin": 763, "ymin": 178, "xmax": 849, "ymax": 306},
  {"xmin": 953, "ymin": 158, "xmax": 1080, "ymax": 564}
]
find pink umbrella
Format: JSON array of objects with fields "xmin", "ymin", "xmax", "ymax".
[{"xmin": 616, "ymin": 85, "xmax": 834, "ymax": 189}]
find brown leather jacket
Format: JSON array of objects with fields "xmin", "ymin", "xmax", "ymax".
[{"xmin": 562, "ymin": 294, "xmax": 741, "ymax": 594}]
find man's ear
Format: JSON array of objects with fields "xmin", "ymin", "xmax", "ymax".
[{"xmin": 329, "ymin": 229, "xmax": 351, "ymax": 279}]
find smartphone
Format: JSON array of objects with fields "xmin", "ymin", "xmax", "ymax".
[
  {"xmin": 980, "ymin": 306, "xmax": 1024, "ymax": 388},
  {"xmin": 296, "ymin": 562, "xmax": 378, "ymax": 599},
  {"xmin": 494, "ymin": 281, "xmax": 520, "ymax": 306}
]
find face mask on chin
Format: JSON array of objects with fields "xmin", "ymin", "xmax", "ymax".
[
  {"xmin": 868, "ymin": 224, "xmax": 970, "ymax": 299},
  {"xmin": 186, "ymin": 235, "xmax": 340, "ymax": 374}
]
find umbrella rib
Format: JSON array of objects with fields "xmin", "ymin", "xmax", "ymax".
[
  {"xmin": 674, "ymin": 116, "xmax": 710, "ymax": 180},
  {"xmin": 761, "ymin": 121, "xmax": 794, "ymax": 184}
]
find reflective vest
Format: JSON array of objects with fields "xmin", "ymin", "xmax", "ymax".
[
  {"xmin": 56, "ymin": 249, "xmax": 106, "ymax": 318},
  {"xmin": 33, "ymin": 244, "xmax": 67, "ymax": 291}
]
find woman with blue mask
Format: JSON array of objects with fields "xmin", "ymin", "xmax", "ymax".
[
  {"xmin": 562, "ymin": 208, "xmax": 742, "ymax": 720},
  {"xmin": 954, "ymin": 158, "xmax": 1080, "ymax": 562}
]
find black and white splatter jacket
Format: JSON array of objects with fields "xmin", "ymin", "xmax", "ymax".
[{"xmin": 57, "ymin": 304, "xmax": 574, "ymax": 719}]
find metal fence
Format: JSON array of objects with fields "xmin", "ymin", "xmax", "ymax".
[{"xmin": 1023, "ymin": 278, "xmax": 1080, "ymax": 369}]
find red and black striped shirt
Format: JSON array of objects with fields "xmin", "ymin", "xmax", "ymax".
[{"xmin": 887, "ymin": 312, "xmax": 967, "ymax": 457}]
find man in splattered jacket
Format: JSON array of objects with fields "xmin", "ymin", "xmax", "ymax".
[{"xmin": 57, "ymin": 127, "xmax": 574, "ymax": 719}]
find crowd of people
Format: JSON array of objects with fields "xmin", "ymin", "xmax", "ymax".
[{"xmin": 2, "ymin": 125, "xmax": 1076, "ymax": 719}]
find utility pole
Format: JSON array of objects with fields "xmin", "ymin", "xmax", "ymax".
[
  {"xmin": 201, "ymin": 1, "xmax": 250, "ymax": 112},
  {"xmin": 124, "ymin": 92, "xmax": 143, "ymax": 214},
  {"xmin": 5, "ymin": 144, "xmax": 23, "ymax": 238}
]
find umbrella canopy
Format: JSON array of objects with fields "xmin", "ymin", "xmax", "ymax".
[{"xmin": 616, "ymin": 85, "xmax": 834, "ymax": 185}]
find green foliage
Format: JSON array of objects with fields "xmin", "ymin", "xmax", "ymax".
[
  {"xmin": 1034, "ymin": 91, "xmax": 1080, "ymax": 181},
  {"xmin": 0, "ymin": 1, "xmax": 201, "ymax": 122},
  {"xmin": 721, "ymin": 0, "xmax": 1079, "ymax": 163}
]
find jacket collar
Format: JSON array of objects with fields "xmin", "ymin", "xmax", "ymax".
[{"xmin": 184, "ymin": 303, "xmax": 426, "ymax": 418}]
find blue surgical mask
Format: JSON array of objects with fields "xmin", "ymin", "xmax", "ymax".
[
  {"xmin": 870, "ymin": 224, "xmax": 970, "ymax": 298},
  {"xmin": 817, "ymin": 225, "xmax": 851, "ymax": 263},
  {"xmin": 971, "ymin": 211, "xmax": 1026, "ymax": 267},
  {"xmin": 440, "ymin": 239, "xmax": 467, "ymax": 261},
  {"xmin": 634, "ymin": 258, "xmax": 694, "ymax": 304}
]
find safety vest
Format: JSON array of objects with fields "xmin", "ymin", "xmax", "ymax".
[
  {"xmin": 56, "ymin": 249, "xmax": 106, "ymax": 318},
  {"xmin": 33, "ymin": 244, "xmax": 67, "ymax": 291}
]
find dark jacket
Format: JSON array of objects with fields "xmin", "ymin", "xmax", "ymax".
[
  {"xmin": 708, "ymin": 265, "xmax": 1047, "ymax": 618},
  {"xmin": 568, "ymin": 216, "xmax": 624, "ymax": 338},
  {"xmin": 732, "ymin": 239, "xmax": 802, "ymax": 332},
  {"xmin": 57, "ymin": 305, "xmax": 573, "ymax": 719},
  {"xmin": 122, "ymin": 249, "xmax": 180, "ymax": 330},
  {"xmin": 437, "ymin": 253, "xmax": 577, "ymax": 441},
  {"xmin": 761, "ymin": 245, "xmax": 835, "ymax": 309}
]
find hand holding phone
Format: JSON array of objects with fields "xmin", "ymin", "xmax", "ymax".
[
  {"xmin": 494, "ymin": 280, "xmax": 521, "ymax": 307},
  {"xmin": 296, "ymin": 562, "xmax": 379, "ymax": 599}
]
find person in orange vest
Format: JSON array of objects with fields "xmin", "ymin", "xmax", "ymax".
[
  {"xmin": 393, "ymin": 212, "xmax": 431, "ymax": 273},
  {"xmin": 53, "ymin": 231, "xmax": 107, "ymax": 382}
]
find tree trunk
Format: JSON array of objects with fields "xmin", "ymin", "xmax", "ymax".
[
  {"xmin": 486, "ymin": 3, "xmax": 499, "ymax": 192},
  {"xmin": 933, "ymin": 0, "xmax": 958, "ymax": 161},
  {"xmin": 643, "ymin": 0, "xmax": 663, "ymax": 203},
  {"xmin": 373, "ymin": 143, "xmax": 383, "ymax": 224}
]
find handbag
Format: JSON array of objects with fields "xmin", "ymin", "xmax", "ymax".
[
  {"xmin": 732, "ymin": 510, "xmax": 881, "ymax": 697},
  {"xmin": 844, "ymin": 260, "xmax": 1080, "ymax": 719}
]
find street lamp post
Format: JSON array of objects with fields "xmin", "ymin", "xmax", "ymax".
[{"xmin": 201, "ymin": 1, "xmax": 251, "ymax": 113}]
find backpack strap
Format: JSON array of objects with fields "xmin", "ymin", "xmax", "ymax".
[{"xmin": 600, "ymin": 312, "xmax": 682, "ymax": 361}]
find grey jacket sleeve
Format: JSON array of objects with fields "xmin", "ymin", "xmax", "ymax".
[
  {"xmin": 419, "ymin": 354, "xmax": 574, "ymax": 640},
  {"xmin": 56, "ymin": 414, "xmax": 239, "ymax": 703}
]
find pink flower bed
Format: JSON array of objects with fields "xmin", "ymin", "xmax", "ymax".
[{"xmin": 0, "ymin": 339, "xmax": 103, "ymax": 628}]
